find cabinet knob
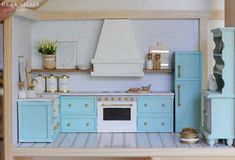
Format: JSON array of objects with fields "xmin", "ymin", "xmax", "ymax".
[
  {"xmin": 86, "ymin": 123, "xmax": 90, "ymax": 126},
  {"xmin": 144, "ymin": 122, "xmax": 148, "ymax": 126},
  {"xmin": 85, "ymin": 104, "xmax": 89, "ymax": 108},
  {"xmin": 161, "ymin": 122, "xmax": 165, "ymax": 126},
  {"xmin": 68, "ymin": 104, "xmax": 72, "ymax": 107},
  {"xmin": 144, "ymin": 103, "xmax": 148, "ymax": 107},
  {"xmin": 161, "ymin": 103, "xmax": 165, "ymax": 107},
  {"xmin": 67, "ymin": 123, "xmax": 71, "ymax": 127}
]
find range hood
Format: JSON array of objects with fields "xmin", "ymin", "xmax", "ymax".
[{"xmin": 91, "ymin": 19, "xmax": 144, "ymax": 77}]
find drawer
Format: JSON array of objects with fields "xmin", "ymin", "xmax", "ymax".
[
  {"xmin": 61, "ymin": 97, "xmax": 96, "ymax": 114},
  {"xmin": 138, "ymin": 117, "xmax": 173, "ymax": 132},
  {"xmin": 61, "ymin": 118, "xmax": 96, "ymax": 132},
  {"xmin": 138, "ymin": 97, "xmax": 172, "ymax": 113}
]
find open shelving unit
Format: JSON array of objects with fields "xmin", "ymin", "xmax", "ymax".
[{"xmin": 31, "ymin": 69, "xmax": 174, "ymax": 73}]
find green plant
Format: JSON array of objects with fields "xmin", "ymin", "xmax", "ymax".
[{"xmin": 37, "ymin": 40, "xmax": 57, "ymax": 55}]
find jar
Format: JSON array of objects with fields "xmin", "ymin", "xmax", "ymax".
[
  {"xmin": 33, "ymin": 74, "xmax": 46, "ymax": 95},
  {"xmin": 59, "ymin": 75, "xmax": 70, "ymax": 93},
  {"xmin": 154, "ymin": 54, "xmax": 161, "ymax": 70},
  {"xmin": 46, "ymin": 74, "xmax": 58, "ymax": 93},
  {"xmin": 146, "ymin": 53, "xmax": 153, "ymax": 70}
]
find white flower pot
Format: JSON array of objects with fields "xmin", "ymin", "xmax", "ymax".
[{"xmin": 43, "ymin": 54, "xmax": 56, "ymax": 69}]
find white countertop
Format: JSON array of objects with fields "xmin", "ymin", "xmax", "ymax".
[
  {"xmin": 17, "ymin": 95, "xmax": 60, "ymax": 102},
  {"xmin": 17, "ymin": 91, "xmax": 174, "ymax": 101},
  {"xmin": 43, "ymin": 91, "xmax": 175, "ymax": 96}
]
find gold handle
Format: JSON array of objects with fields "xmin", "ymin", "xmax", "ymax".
[
  {"xmin": 85, "ymin": 104, "xmax": 89, "ymax": 108},
  {"xmin": 178, "ymin": 65, "xmax": 182, "ymax": 78},
  {"xmin": 144, "ymin": 103, "xmax": 148, "ymax": 107},
  {"xmin": 144, "ymin": 122, "xmax": 148, "ymax": 126},
  {"xmin": 68, "ymin": 104, "xmax": 72, "ymax": 107},
  {"xmin": 101, "ymin": 104, "xmax": 133, "ymax": 107},
  {"xmin": 178, "ymin": 84, "xmax": 181, "ymax": 106}
]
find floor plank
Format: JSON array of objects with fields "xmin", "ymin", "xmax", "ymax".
[
  {"xmin": 136, "ymin": 133, "xmax": 150, "ymax": 148},
  {"xmin": 72, "ymin": 133, "xmax": 89, "ymax": 148},
  {"xmin": 85, "ymin": 133, "xmax": 101, "ymax": 148},
  {"xmin": 124, "ymin": 133, "xmax": 137, "ymax": 148},
  {"xmin": 98, "ymin": 133, "xmax": 112, "ymax": 148},
  {"xmin": 148, "ymin": 133, "xmax": 163, "ymax": 148},
  {"xmin": 112, "ymin": 133, "xmax": 124, "ymax": 148},
  {"xmin": 59, "ymin": 133, "xmax": 78, "ymax": 148}
]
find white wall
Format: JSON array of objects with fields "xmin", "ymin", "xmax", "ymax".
[
  {"xmin": 31, "ymin": 20, "xmax": 199, "ymax": 92},
  {"xmin": 0, "ymin": 24, "xmax": 3, "ymax": 70},
  {"xmin": 38, "ymin": 0, "xmax": 224, "ymax": 11},
  {"xmin": 12, "ymin": 16, "xmax": 32, "ymax": 144}
]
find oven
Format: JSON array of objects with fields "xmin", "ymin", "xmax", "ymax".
[{"xmin": 97, "ymin": 96, "xmax": 137, "ymax": 132}]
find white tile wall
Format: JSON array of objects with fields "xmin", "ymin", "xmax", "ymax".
[
  {"xmin": 31, "ymin": 19, "xmax": 199, "ymax": 92},
  {"xmin": 12, "ymin": 16, "xmax": 32, "ymax": 144}
]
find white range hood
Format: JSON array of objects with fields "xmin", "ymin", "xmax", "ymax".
[{"xmin": 91, "ymin": 19, "xmax": 144, "ymax": 77}]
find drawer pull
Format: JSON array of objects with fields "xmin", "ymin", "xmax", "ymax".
[
  {"xmin": 144, "ymin": 103, "xmax": 148, "ymax": 107},
  {"xmin": 177, "ymin": 84, "xmax": 181, "ymax": 106},
  {"xmin": 68, "ymin": 104, "xmax": 72, "ymax": 107},
  {"xmin": 85, "ymin": 104, "xmax": 89, "ymax": 108},
  {"xmin": 178, "ymin": 65, "xmax": 182, "ymax": 78},
  {"xmin": 67, "ymin": 123, "xmax": 71, "ymax": 127},
  {"xmin": 86, "ymin": 123, "xmax": 90, "ymax": 126},
  {"xmin": 144, "ymin": 122, "xmax": 148, "ymax": 126},
  {"xmin": 161, "ymin": 103, "xmax": 165, "ymax": 107},
  {"xmin": 161, "ymin": 122, "xmax": 165, "ymax": 126}
]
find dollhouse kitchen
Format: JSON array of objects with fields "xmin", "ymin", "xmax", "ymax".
[{"xmin": 2, "ymin": 0, "xmax": 235, "ymax": 160}]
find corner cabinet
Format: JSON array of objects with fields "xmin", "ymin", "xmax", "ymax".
[
  {"xmin": 201, "ymin": 28, "xmax": 235, "ymax": 147},
  {"xmin": 175, "ymin": 52, "xmax": 202, "ymax": 132},
  {"xmin": 18, "ymin": 98, "xmax": 60, "ymax": 142}
]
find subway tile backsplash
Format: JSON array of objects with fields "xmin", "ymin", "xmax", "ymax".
[{"xmin": 14, "ymin": 17, "xmax": 199, "ymax": 92}]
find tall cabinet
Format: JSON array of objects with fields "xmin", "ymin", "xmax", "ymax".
[
  {"xmin": 175, "ymin": 52, "xmax": 202, "ymax": 132},
  {"xmin": 201, "ymin": 28, "xmax": 235, "ymax": 147}
]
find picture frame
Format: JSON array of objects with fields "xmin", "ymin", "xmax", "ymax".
[{"xmin": 56, "ymin": 41, "xmax": 77, "ymax": 69}]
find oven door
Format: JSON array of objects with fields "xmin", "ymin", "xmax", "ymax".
[{"xmin": 97, "ymin": 102, "xmax": 137, "ymax": 132}]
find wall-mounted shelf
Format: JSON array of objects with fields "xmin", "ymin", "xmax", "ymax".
[
  {"xmin": 31, "ymin": 69, "xmax": 174, "ymax": 73},
  {"xmin": 31, "ymin": 69, "xmax": 91, "ymax": 73},
  {"xmin": 143, "ymin": 69, "xmax": 174, "ymax": 73}
]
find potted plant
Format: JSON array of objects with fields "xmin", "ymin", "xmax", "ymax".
[{"xmin": 37, "ymin": 40, "xmax": 57, "ymax": 69}]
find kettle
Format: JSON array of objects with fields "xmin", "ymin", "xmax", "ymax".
[{"xmin": 32, "ymin": 74, "xmax": 45, "ymax": 95}]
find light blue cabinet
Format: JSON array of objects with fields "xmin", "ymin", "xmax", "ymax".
[
  {"xmin": 60, "ymin": 96, "xmax": 97, "ymax": 132},
  {"xmin": 175, "ymin": 52, "xmax": 202, "ymax": 132},
  {"xmin": 137, "ymin": 96, "xmax": 173, "ymax": 132},
  {"xmin": 18, "ymin": 100, "xmax": 60, "ymax": 142},
  {"xmin": 201, "ymin": 28, "xmax": 235, "ymax": 147}
]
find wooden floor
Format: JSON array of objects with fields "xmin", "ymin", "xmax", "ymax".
[{"xmin": 14, "ymin": 133, "xmax": 231, "ymax": 149}]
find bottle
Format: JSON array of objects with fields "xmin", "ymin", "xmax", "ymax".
[
  {"xmin": 18, "ymin": 81, "xmax": 26, "ymax": 99},
  {"xmin": 146, "ymin": 53, "xmax": 153, "ymax": 70},
  {"xmin": 154, "ymin": 54, "xmax": 161, "ymax": 70}
]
